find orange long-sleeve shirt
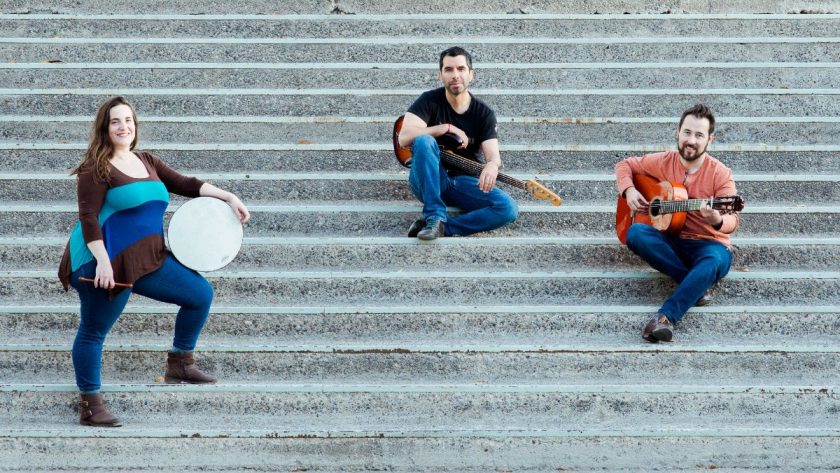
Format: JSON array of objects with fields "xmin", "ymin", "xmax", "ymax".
[{"xmin": 615, "ymin": 150, "xmax": 740, "ymax": 248}]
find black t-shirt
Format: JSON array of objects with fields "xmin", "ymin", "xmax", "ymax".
[{"xmin": 407, "ymin": 87, "xmax": 498, "ymax": 172}]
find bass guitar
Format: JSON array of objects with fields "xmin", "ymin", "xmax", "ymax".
[
  {"xmin": 615, "ymin": 173, "xmax": 744, "ymax": 244},
  {"xmin": 392, "ymin": 115, "xmax": 562, "ymax": 206}
]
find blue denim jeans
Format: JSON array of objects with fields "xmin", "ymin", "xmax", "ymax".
[
  {"xmin": 69, "ymin": 254, "xmax": 214, "ymax": 393},
  {"xmin": 625, "ymin": 223, "xmax": 732, "ymax": 324},
  {"xmin": 408, "ymin": 134, "xmax": 518, "ymax": 236}
]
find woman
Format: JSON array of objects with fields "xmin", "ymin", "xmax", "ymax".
[{"xmin": 58, "ymin": 96, "xmax": 250, "ymax": 427}]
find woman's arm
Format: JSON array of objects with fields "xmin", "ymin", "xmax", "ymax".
[
  {"xmin": 76, "ymin": 169, "xmax": 115, "ymax": 288},
  {"xmin": 200, "ymin": 183, "xmax": 251, "ymax": 223},
  {"xmin": 147, "ymin": 152, "xmax": 250, "ymax": 223},
  {"xmin": 86, "ymin": 239, "xmax": 115, "ymax": 289}
]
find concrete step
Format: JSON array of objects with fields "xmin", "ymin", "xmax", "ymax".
[
  {"xmin": 2, "ymin": 385, "xmax": 837, "ymax": 430},
  {"xmin": 3, "ymin": 3, "xmax": 836, "ymax": 14},
  {"xmin": 2, "ymin": 203, "xmax": 836, "ymax": 237},
  {"xmin": 2, "ymin": 268, "xmax": 838, "ymax": 305},
  {"xmin": 3, "ymin": 237, "xmax": 838, "ymax": 271},
  {"xmin": 2, "ymin": 303, "xmax": 838, "ymax": 345},
  {"xmin": 5, "ymin": 118, "xmax": 840, "ymax": 145},
  {"xmin": 1, "ymin": 342, "xmax": 837, "ymax": 385},
  {"xmin": 3, "ymin": 6, "xmax": 838, "ymax": 472},
  {"xmin": 4, "ymin": 91, "xmax": 840, "ymax": 117},
  {"xmin": 3, "ymin": 148, "xmax": 838, "ymax": 174},
  {"xmin": 5, "ymin": 15, "xmax": 840, "ymax": 39},
  {"xmin": 0, "ymin": 172, "xmax": 835, "ymax": 204},
  {"xmin": 5, "ymin": 64, "xmax": 840, "ymax": 89},
  {"xmin": 0, "ymin": 429, "xmax": 838, "ymax": 473},
  {"xmin": 5, "ymin": 40, "xmax": 840, "ymax": 64}
]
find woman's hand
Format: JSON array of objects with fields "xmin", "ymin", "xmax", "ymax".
[
  {"xmin": 94, "ymin": 261, "xmax": 115, "ymax": 289},
  {"xmin": 226, "ymin": 194, "xmax": 251, "ymax": 223},
  {"xmin": 85, "ymin": 240, "xmax": 114, "ymax": 289}
]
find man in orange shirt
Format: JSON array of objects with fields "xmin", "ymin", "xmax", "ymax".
[{"xmin": 615, "ymin": 104, "xmax": 740, "ymax": 343}]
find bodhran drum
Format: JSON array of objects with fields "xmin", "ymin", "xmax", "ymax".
[{"xmin": 167, "ymin": 197, "xmax": 243, "ymax": 272}]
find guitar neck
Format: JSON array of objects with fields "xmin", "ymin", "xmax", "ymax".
[
  {"xmin": 656, "ymin": 198, "xmax": 709, "ymax": 215},
  {"xmin": 440, "ymin": 150, "xmax": 525, "ymax": 189}
]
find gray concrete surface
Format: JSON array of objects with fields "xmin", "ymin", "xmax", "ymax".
[
  {"xmin": 5, "ymin": 92, "xmax": 840, "ymax": 117},
  {"xmin": 2, "ymin": 149, "xmax": 838, "ymax": 174},
  {"xmin": 2, "ymin": 5, "xmax": 839, "ymax": 471}
]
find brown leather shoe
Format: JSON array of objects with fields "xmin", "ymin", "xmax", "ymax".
[
  {"xmin": 165, "ymin": 351, "xmax": 217, "ymax": 384},
  {"xmin": 407, "ymin": 218, "xmax": 425, "ymax": 237},
  {"xmin": 417, "ymin": 218, "xmax": 445, "ymax": 241},
  {"xmin": 642, "ymin": 314, "xmax": 674, "ymax": 343},
  {"xmin": 79, "ymin": 393, "xmax": 122, "ymax": 427},
  {"xmin": 642, "ymin": 315, "xmax": 659, "ymax": 343},
  {"xmin": 695, "ymin": 292, "xmax": 712, "ymax": 307}
]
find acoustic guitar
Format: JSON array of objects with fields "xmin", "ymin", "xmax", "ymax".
[
  {"xmin": 615, "ymin": 173, "xmax": 744, "ymax": 244},
  {"xmin": 392, "ymin": 115, "xmax": 562, "ymax": 206}
]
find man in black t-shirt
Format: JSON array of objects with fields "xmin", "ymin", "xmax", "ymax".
[{"xmin": 397, "ymin": 46, "xmax": 518, "ymax": 240}]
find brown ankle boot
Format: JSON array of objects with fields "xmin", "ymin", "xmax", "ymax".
[
  {"xmin": 79, "ymin": 393, "xmax": 122, "ymax": 427},
  {"xmin": 165, "ymin": 351, "xmax": 217, "ymax": 384}
]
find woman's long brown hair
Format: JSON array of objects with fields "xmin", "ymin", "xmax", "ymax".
[{"xmin": 70, "ymin": 96, "xmax": 139, "ymax": 180}]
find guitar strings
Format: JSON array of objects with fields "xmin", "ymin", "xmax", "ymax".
[
  {"xmin": 435, "ymin": 148, "xmax": 562, "ymax": 205},
  {"xmin": 655, "ymin": 198, "xmax": 740, "ymax": 214},
  {"xmin": 439, "ymin": 149, "xmax": 523, "ymax": 189}
]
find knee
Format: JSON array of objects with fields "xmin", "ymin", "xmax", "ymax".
[
  {"xmin": 699, "ymin": 248, "xmax": 732, "ymax": 272},
  {"xmin": 74, "ymin": 326, "xmax": 107, "ymax": 345},
  {"xmin": 413, "ymin": 134, "xmax": 436, "ymax": 149},
  {"xmin": 192, "ymin": 280, "xmax": 214, "ymax": 311},
  {"xmin": 497, "ymin": 196, "xmax": 518, "ymax": 224},
  {"xmin": 625, "ymin": 224, "xmax": 652, "ymax": 248},
  {"xmin": 625, "ymin": 224, "xmax": 665, "ymax": 256},
  {"xmin": 411, "ymin": 135, "xmax": 438, "ymax": 161}
]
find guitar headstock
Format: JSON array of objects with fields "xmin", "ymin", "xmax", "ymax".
[
  {"xmin": 712, "ymin": 195, "xmax": 745, "ymax": 214},
  {"xmin": 524, "ymin": 179, "xmax": 563, "ymax": 206}
]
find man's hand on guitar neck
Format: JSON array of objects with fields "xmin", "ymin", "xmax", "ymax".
[
  {"xmin": 624, "ymin": 186, "xmax": 649, "ymax": 212},
  {"xmin": 699, "ymin": 198, "xmax": 724, "ymax": 228}
]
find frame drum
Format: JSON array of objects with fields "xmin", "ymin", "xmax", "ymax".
[{"xmin": 167, "ymin": 197, "xmax": 243, "ymax": 271}]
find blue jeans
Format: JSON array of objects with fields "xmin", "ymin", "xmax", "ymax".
[
  {"xmin": 408, "ymin": 134, "xmax": 518, "ymax": 236},
  {"xmin": 625, "ymin": 224, "xmax": 732, "ymax": 324},
  {"xmin": 69, "ymin": 254, "xmax": 214, "ymax": 393}
]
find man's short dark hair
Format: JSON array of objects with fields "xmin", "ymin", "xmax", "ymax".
[
  {"xmin": 679, "ymin": 103, "xmax": 716, "ymax": 135},
  {"xmin": 439, "ymin": 46, "xmax": 473, "ymax": 70}
]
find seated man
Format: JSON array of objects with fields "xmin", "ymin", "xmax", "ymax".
[
  {"xmin": 615, "ymin": 103, "xmax": 740, "ymax": 342},
  {"xmin": 397, "ymin": 46, "xmax": 518, "ymax": 240}
]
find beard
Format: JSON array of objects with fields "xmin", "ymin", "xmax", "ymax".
[
  {"xmin": 679, "ymin": 142, "xmax": 707, "ymax": 161},
  {"xmin": 444, "ymin": 82, "xmax": 467, "ymax": 96}
]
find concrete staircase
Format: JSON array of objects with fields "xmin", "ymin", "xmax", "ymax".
[{"xmin": 1, "ymin": 2, "xmax": 839, "ymax": 471}]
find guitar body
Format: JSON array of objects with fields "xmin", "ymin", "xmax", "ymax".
[
  {"xmin": 392, "ymin": 115, "xmax": 413, "ymax": 167},
  {"xmin": 616, "ymin": 174, "xmax": 688, "ymax": 244}
]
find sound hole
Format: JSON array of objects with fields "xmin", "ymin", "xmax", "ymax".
[{"xmin": 649, "ymin": 199, "xmax": 661, "ymax": 217}]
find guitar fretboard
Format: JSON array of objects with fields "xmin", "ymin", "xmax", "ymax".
[
  {"xmin": 439, "ymin": 149, "xmax": 525, "ymax": 189},
  {"xmin": 654, "ymin": 199, "xmax": 709, "ymax": 215}
]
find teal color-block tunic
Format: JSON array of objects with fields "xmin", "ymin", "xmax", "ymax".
[{"xmin": 58, "ymin": 151, "xmax": 204, "ymax": 291}]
